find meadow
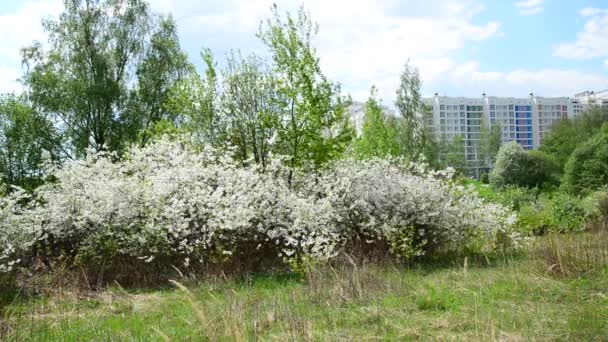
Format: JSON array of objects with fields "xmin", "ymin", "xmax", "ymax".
[{"xmin": 2, "ymin": 231, "xmax": 607, "ymax": 341}]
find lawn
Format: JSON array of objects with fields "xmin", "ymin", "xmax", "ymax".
[{"xmin": 2, "ymin": 232, "xmax": 608, "ymax": 341}]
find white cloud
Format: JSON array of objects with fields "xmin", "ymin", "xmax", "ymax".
[
  {"xmin": 2, "ymin": 0, "xmax": 603, "ymax": 103},
  {"xmin": 145, "ymin": 0, "xmax": 500, "ymax": 102},
  {"xmin": 515, "ymin": 0, "xmax": 544, "ymax": 16},
  {"xmin": 0, "ymin": 67, "xmax": 21, "ymax": 94},
  {"xmin": 0, "ymin": 0, "xmax": 62, "ymax": 93},
  {"xmin": 434, "ymin": 62, "xmax": 608, "ymax": 97},
  {"xmin": 580, "ymin": 7, "xmax": 608, "ymax": 17},
  {"xmin": 554, "ymin": 7, "xmax": 608, "ymax": 59}
]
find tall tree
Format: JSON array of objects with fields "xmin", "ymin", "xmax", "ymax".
[
  {"xmin": 257, "ymin": 4, "xmax": 354, "ymax": 184},
  {"xmin": 480, "ymin": 120, "xmax": 502, "ymax": 170},
  {"xmin": 0, "ymin": 94, "xmax": 60, "ymax": 190},
  {"xmin": 563, "ymin": 123, "xmax": 608, "ymax": 194},
  {"xmin": 354, "ymin": 86, "xmax": 398, "ymax": 159},
  {"xmin": 540, "ymin": 107, "xmax": 608, "ymax": 170},
  {"xmin": 21, "ymin": 0, "xmax": 190, "ymax": 156},
  {"xmin": 221, "ymin": 51, "xmax": 279, "ymax": 166},
  {"xmin": 164, "ymin": 48, "xmax": 223, "ymax": 145},
  {"xmin": 439, "ymin": 134, "xmax": 467, "ymax": 175},
  {"xmin": 126, "ymin": 16, "xmax": 192, "ymax": 147},
  {"xmin": 394, "ymin": 61, "xmax": 437, "ymax": 164}
]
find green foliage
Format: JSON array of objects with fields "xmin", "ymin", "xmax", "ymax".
[
  {"xmin": 516, "ymin": 192, "xmax": 586, "ymax": 235},
  {"xmin": 394, "ymin": 62, "xmax": 437, "ymax": 164},
  {"xmin": 257, "ymin": 4, "xmax": 354, "ymax": 180},
  {"xmin": 460, "ymin": 178, "xmax": 498, "ymax": 202},
  {"xmin": 21, "ymin": 0, "xmax": 190, "ymax": 156},
  {"xmin": 439, "ymin": 134, "xmax": 467, "ymax": 175},
  {"xmin": 0, "ymin": 94, "xmax": 60, "ymax": 190},
  {"xmin": 127, "ymin": 16, "xmax": 192, "ymax": 147},
  {"xmin": 4, "ymin": 237, "xmax": 608, "ymax": 340},
  {"xmin": 164, "ymin": 49, "xmax": 221, "ymax": 145},
  {"xmin": 354, "ymin": 86, "xmax": 398, "ymax": 159},
  {"xmin": 493, "ymin": 186, "xmax": 538, "ymax": 211},
  {"xmin": 540, "ymin": 107, "xmax": 608, "ymax": 169},
  {"xmin": 480, "ymin": 121, "xmax": 502, "ymax": 169},
  {"xmin": 416, "ymin": 286, "xmax": 460, "ymax": 312},
  {"xmin": 563, "ymin": 127, "xmax": 608, "ymax": 195},
  {"xmin": 490, "ymin": 142, "xmax": 560, "ymax": 189},
  {"xmin": 525, "ymin": 150, "xmax": 561, "ymax": 187},
  {"xmin": 483, "ymin": 185, "xmax": 595, "ymax": 235},
  {"xmin": 490, "ymin": 142, "xmax": 527, "ymax": 188},
  {"xmin": 480, "ymin": 172, "xmax": 489, "ymax": 184},
  {"xmin": 145, "ymin": 119, "xmax": 183, "ymax": 140},
  {"xmin": 221, "ymin": 51, "xmax": 280, "ymax": 166},
  {"xmin": 466, "ymin": 176, "xmax": 608, "ymax": 236}
]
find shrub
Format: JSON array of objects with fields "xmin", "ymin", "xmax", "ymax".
[
  {"xmin": 492, "ymin": 187, "xmax": 591, "ymax": 235},
  {"xmin": 525, "ymin": 150, "xmax": 561, "ymax": 188},
  {"xmin": 563, "ymin": 128, "xmax": 608, "ymax": 195},
  {"xmin": 480, "ymin": 172, "xmax": 489, "ymax": 184},
  {"xmin": 490, "ymin": 142, "xmax": 525, "ymax": 189},
  {"xmin": 0, "ymin": 137, "xmax": 518, "ymax": 280},
  {"xmin": 490, "ymin": 142, "xmax": 560, "ymax": 189},
  {"xmin": 493, "ymin": 186, "xmax": 538, "ymax": 211},
  {"xmin": 546, "ymin": 192, "xmax": 588, "ymax": 233},
  {"xmin": 517, "ymin": 202, "xmax": 553, "ymax": 236},
  {"xmin": 301, "ymin": 160, "xmax": 518, "ymax": 259},
  {"xmin": 0, "ymin": 139, "xmax": 339, "ymax": 276},
  {"xmin": 580, "ymin": 190, "xmax": 608, "ymax": 230}
]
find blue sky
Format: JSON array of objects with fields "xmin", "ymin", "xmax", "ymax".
[{"xmin": 1, "ymin": 0, "xmax": 607, "ymax": 104}]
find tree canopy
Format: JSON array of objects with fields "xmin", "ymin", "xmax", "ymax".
[
  {"xmin": 21, "ymin": 0, "xmax": 190, "ymax": 157},
  {"xmin": 562, "ymin": 124, "xmax": 608, "ymax": 195}
]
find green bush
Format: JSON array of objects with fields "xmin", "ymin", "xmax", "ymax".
[
  {"xmin": 563, "ymin": 127, "xmax": 608, "ymax": 195},
  {"xmin": 543, "ymin": 192, "xmax": 587, "ymax": 233},
  {"xmin": 491, "ymin": 187, "xmax": 592, "ymax": 235},
  {"xmin": 525, "ymin": 150, "xmax": 561, "ymax": 188},
  {"xmin": 480, "ymin": 172, "xmax": 489, "ymax": 184},
  {"xmin": 580, "ymin": 190, "xmax": 608, "ymax": 229},
  {"xmin": 494, "ymin": 186, "xmax": 538, "ymax": 211},
  {"xmin": 517, "ymin": 201, "xmax": 553, "ymax": 236},
  {"xmin": 490, "ymin": 142, "xmax": 560, "ymax": 189}
]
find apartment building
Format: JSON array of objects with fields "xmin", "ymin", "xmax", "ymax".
[
  {"xmin": 349, "ymin": 90, "xmax": 605, "ymax": 176},
  {"xmin": 573, "ymin": 90, "xmax": 608, "ymax": 111},
  {"xmin": 423, "ymin": 93, "xmax": 574, "ymax": 175}
]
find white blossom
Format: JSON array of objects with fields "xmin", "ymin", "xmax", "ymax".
[{"xmin": 0, "ymin": 136, "xmax": 518, "ymax": 272}]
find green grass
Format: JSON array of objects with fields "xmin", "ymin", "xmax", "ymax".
[
  {"xmin": 459, "ymin": 178, "xmax": 499, "ymax": 202},
  {"xmin": 2, "ymin": 233, "xmax": 608, "ymax": 341}
]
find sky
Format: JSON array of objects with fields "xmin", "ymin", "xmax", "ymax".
[{"xmin": 1, "ymin": 0, "xmax": 607, "ymax": 104}]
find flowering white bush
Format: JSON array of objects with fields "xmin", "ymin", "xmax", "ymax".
[
  {"xmin": 0, "ymin": 138, "xmax": 341, "ymax": 272},
  {"xmin": 0, "ymin": 137, "xmax": 518, "ymax": 275},
  {"xmin": 299, "ymin": 159, "xmax": 518, "ymax": 258}
]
